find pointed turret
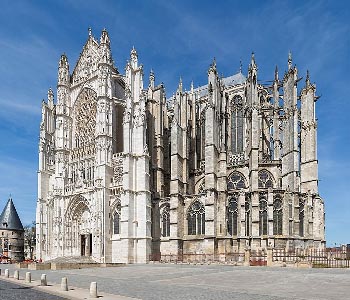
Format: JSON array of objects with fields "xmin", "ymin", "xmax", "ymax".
[
  {"xmin": 305, "ymin": 69, "xmax": 312, "ymax": 89},
  {"xmin": 100, "ymin": 28, "xmax": 110, "ymax": 46},
  {"xmin": 274, "ymin": 65, "xmax": 279, "ymax": 82},
  {"xmin": 149, "ymin": 69, "xmax": 155, "ymax": 89},
  {"xmin": 58, "ymin": 54, "xmax": 70, "ymax": 86},
  {"xmin": 288, "ymin": 51, "xmax": 292, "ymax": 70},
  {"xmin": 130, "ymin": 46, "xmax": 138, "ymax": 69},
  {"xmin": 177, "ymin": 77, "xmax": 183, "ymax": 93},
  {"xmin": 249, "ymin": 52, "xmax": 257, "ymax": 72},
  {"xmin": 99, "ymin": 28, "xmax": 112, "ymax": 65},
  {"xmin": 47, "ymin": 87, "xmax": 54, "ymax": 109},
  {"xmin": 208, "ymin": 57, "xmax": 217, "ymax": 75},
  {"xmin": 0, "ymin": 198, "xmax": 24, "ymax": 231}
]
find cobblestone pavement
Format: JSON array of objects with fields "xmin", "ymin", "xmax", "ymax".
[
  {"xmin": 2, "ymin": 264, "xmax": 350, "ymax": 300},
  {"xmin": 0, "ymin": 279, "xmax": 67, "ymax": 300}
]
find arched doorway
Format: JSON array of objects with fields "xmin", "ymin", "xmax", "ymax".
[{"xmin": 66, "ymin": 196, "xmax": 92, "ymax": 257}]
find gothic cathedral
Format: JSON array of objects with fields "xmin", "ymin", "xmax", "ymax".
[{"xmin": 36, "ymin": 29, "xmax": 325, "ymax": 263}]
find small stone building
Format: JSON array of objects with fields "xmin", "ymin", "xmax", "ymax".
[{"xmin": 0, "ymin": 198, "xmax": 24, "ymax": 261}]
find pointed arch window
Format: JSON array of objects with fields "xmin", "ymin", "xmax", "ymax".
[
  {"xmin": 187, "ymin": 201, "xmax": 205, "ymax": 235},
  {"xmin": 299, "ymin": 199, "xmax": 305, "ymax": 237},
  {"xmin": 245, "ymin": 196, "xmax": 251, "ymax": 236},
  {"xmin": 162, "ymin": 205, "xmax": 170, "ymax": 237},
  {"xmin": 231, "ymin": 95, "xmax": 244, "ymax": 154},
  {"xmin": 258, "ymin": 170, "xmax": 274, "ymax": 189},
  {"xmin": 227, "ymin": 196, "xmax": 238, "ymax": 236},
  {"xmin": 259, "ymin": 197, "xmax": 268, "ymax": 235},
  {"xmin": 113, "ymin": 204, "xmax": 121, "ymax": 235},
  {"xmin": 227, "ymin": 171, "xmax": 246, "ymax": 190},
  {"xmin": 273, "ymin": 196, "xmax": 283, "ymax": 235}
]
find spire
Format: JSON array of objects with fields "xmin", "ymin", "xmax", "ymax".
[
  {"xmin": 288, "ymin": 51, "xmax": 292, "ymax": 70},
  {"xmin": 249, "ymin": 52, "xmax": 257, "ymax": 71},
  {"xmin": 99, "ymin": 28, "xmax": 112, "ymax": 65},
  {"xmin": 306, "ymin": 70, "xmax": 310, "ymax": 87},
  {"xmin": 100, "ymin": 28, "xmax": 110, "ymax": 46},
  {"xmin": 130, "ymin": 46, "xmax": 138, "ymax": 68},
  {"xmin": 208, "ymin": 57, "xmax": 217, "ymax": 74},
  {"xmin": 274, "ymin": 65, "xmax": 279, "ymax": 82},
  {"xmin": 190, "ymin": 80, "xmax": 194, "ymax": 93},
  {"xmin": 59, "ymin": 53, "xmax": 69, "ymax": 69},
  {"xmin": 212, "ymin": 57, "xmax": 216, "ymax": 69},
  {"xmin": 178, "ymin": 76, "xmax": 183, "ymax": 92},
  {"xmin": 0, "ymin": 198, "xmax": 24, "ymax": 231},
  {"xmin": 251, "ymin": 52, "xmax": 255, "ymax": 64},
  {"xmin": 149, "ymin": 69, "xmax": 155, "ymax": 88},
  {"xmin": 239, "ymin": 60, "xmax": 242, "ymax": 73},
  {"xmin": 58, "ymin": 54, "xmax": 69, "ymax": 85},
  {"xmin": 47, "ymin": 87, "xmax": 54, "ymax": 108},
  {"xmin": 88, "ymin": 27, "xmax": 92, "ymax": 37}
]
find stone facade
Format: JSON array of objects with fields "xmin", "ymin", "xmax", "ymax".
[{"xmin": 36, "ymin": 29, "xmax": 325, "ymax": 263}]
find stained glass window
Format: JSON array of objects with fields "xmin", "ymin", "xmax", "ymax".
[
  {"xmin": 299, "ymin": 199, "xmax": 305, "ymax": 237},
  {"xmin": 227, "ymin": 197, "xmax": 238, "ymax": 235},
  {"xmin": 113, "ymin": 204, "xmax": 121, "ymax": 235},
  {"xmin": 273, "ymin": 196, "xmax": 283, "ymax": 235},
  {"xmin": 258, "ymin": 170, "xmax": 274, "ymax": 189},
  {"xmin": 259, "ymin": 197, "xmax": 268, "ymax": 235},
  {"xmin": 231, "ymin": 95, "xmax": 244, "ymax": 153},
  {"xmin": 188, "ymin": 201, "xmax": 205, "ymax": 235},
  {"xmin": 245, "ymin": 196, "xmax": 251, "ymax": 236},
  {"xmin": 227, "ymin": 172, "xmax": 246, "ymax": 190},
  {"xmin": 162, "ymin": 205, "xmax": 170, "ymax": 237}
]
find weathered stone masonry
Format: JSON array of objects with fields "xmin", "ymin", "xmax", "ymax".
[{"xmin": 36, "ymin": 29, "xmax": 325, "ymax": 263}]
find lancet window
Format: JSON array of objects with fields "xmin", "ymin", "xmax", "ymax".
[
  {"xmin": 113, "ymin": 204, "xmax": 121, "ymax": 235},
  {"xmin": 162, "ymin": 205, "xmax": 170, "ymax": 237},
  {"xmin": 231, "ymin": 95, "xmax": 244, "ymax": 154},
  {"xmin": 299, "ymin": 199, "xmax": 305, "ymax": 237},
  {"xmin": 259, "ymin": 196, "xmax": 268, "ymax": 235},
  {"xmin": 273, "ymin": 196, "xmax": 283, "ymax": 235},
  {"xmin": 187, "ymin": 200, "xmax": 205, "ymax": 235},
  {"xmin": 245, "ymin": 196, "xmax": 251, "ymax": 236},
  {"xmin": 227, "ymin": 171, "xmax": 246, "ymax": 190},
  {"xmin": 227, "ymin": 196, "xmax": 238, "ymax": 236}
]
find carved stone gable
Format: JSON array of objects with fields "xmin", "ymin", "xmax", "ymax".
[{"xmin": 72, "ymin": 37, "xmax": 100, "ymax": 86}]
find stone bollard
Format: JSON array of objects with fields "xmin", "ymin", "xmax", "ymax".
[
  {"xmin": 5, "ymin": 269, "xmax": 9, "ymax": 278},
  {"xmin": 267, "ymin": 248, "xmax": 273, "ymax": 267},
  {"xmin": 25, "ymin": 272, "xmax": 31, "ymax": 283},
  {"xmin": 14, "ymin": 270, "xmax": 19, "ymax": 280},
  {"xmin": 244, "ymin": 248, "xmax": 251, "ymax": 267},
  {"xmin": 61, "ymin": 277, "xmax": 68, "ymax": 291},
  {"xmin": 41, "ymin": 274, "xmax": 47, "ymax": 286},
  {"xmin": 90, "ymin": 281, "xmax": 98, "ymax": 298}
]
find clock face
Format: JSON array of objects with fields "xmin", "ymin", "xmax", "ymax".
[{"xmin": 74, "ymin": 88, "xmax": 97, "ymax": 147}]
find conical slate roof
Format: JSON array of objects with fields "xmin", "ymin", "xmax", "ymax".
[{"xmin": 0, "ymin": 198, "xmax": 24, "ymax": 231}]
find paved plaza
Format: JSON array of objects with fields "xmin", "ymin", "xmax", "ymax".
[
  {"xmin": 0, "ymin": 279, "xmax": 66, "ymax": 300},
  {"xmin": 1, "ymin": 264, "xmax": 350, "ymax": 299}
]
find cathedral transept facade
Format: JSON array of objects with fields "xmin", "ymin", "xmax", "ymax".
[{"xmin": 36, "ymin": 29, "xmax": 325, "ymax": 263}]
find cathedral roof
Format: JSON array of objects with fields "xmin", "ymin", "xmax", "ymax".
[
  {"xmin": 0, "ymin": 198, "xmax": 24, "ymax": 231},
  {"xmin": 194, "ymin": 72, "xmax": 246, "ymax": 97}
]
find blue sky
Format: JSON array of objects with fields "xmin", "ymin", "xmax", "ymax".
[{"xmin": 0, "ymin": 0, "xmax": 349, "ymax": 246}]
